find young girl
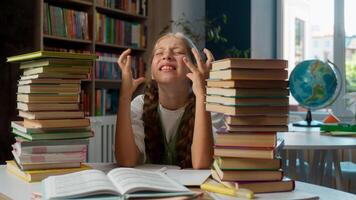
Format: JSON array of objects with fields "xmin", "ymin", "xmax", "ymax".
[{"xmin": 115, "ymin": 32, "xmax": 224, "ymax": 169}]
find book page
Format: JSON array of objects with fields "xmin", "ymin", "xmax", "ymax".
[
  {"xmin": 107, "ymin": 168, "xmax": 190, "ymax": 195},
  {"xmin": 165, "ymin": 169, "xmax": 211, "ymax": 186},
  {"xmin": 43, "ymin": 169, "xmax": 119, "ymax": 199}
]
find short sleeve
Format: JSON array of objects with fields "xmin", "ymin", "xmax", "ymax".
[
  {"xmin": 210, "ymin": 112, "xmax": 225, "ymax": 140},
  {"xmin": 130, "ymin": 94, "xmax": 146, "ymax": 162}
]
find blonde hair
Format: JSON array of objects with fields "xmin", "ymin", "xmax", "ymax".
[{"xmin": 142, "ymin": 32, "xmax": 196, "ymax": 168}]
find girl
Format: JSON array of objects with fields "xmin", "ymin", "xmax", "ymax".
[{"xmin": 115, "ymin": 32, "xmax": 223, "ymax": 169}]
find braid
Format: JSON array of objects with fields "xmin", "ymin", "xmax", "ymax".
[
  {"xmin": 142, "ymin": 81, "xmax": 164, "ymax": 163},
  {"xmin": 175, "ymin": 94, "xmax": 195, "ymax": 168}
]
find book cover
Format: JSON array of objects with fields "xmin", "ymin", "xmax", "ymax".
[
  {"xmin": 14, "ymin": 136, "xmax": 89, "ymax": 146},
  {"xmin": 211, "ymin": 58, "xmax": 288, "ymax": 71},
  {"xmin": 206, "ymin": 87, "xmax": 289, "ymax": 98},
  {"xmin": 17, "ymin": 93, "xmax": 80, "ymax": 103},
  {"xmin": 23, "ymin": 118, "xmax": 90, "ymax": 129},
  {"xmin": 20, "ymin": 58, "xmax": 93, "ymax": 69},
  {"xmin": 215, "ymin": 130, "xmax": 277, "ymax": 148},
  {"xmin": 17, "ymin": 84, "xmax": 81, "ymax": 94},
  {"xmin": 7, "ymin": 51, "xmax": 97, "ymax": 62},
  {"xmin": 212, "ymin": 167, "xmax": 283, "ymax": 182},
  {"xmin": 214, "ymin": 139, "xmax": 284, "ymax": 159},
  {"xmin": 12, "ymin": 142, "xmax": 87, "ymax": 154},
  {"xmin": 12, "ymin": 150, "xmax": 86, "ymax": 163},
  {"xmin": 19, "ymin": 110, "xmax": 84, "ymax": 120},
  {"xmin": 225, "ymin": 124, "xmax": 288, "ymax": 132},
  {"xmin": 205, "ymin": 103, "xmax": 289, "ymax": 116},
  {"xmin": 209, "ymin": 69, "xmax": 288, "ymax": 80},
  {"xmin": 234, "ymin": 178, "xmax": 295, "ymax": 193},
  {"xmin": 17, "ymin": 102, "xmax": 79, "ymax": 111},
  {"xmin": 23, "ymin": 66, "xmax": 90, "ymax": 76},
  {"xmin": 320, "ymin": 123, "xmax": 356, "ymax": 132},
  {"xmin": 206, "ymin": 95, "xmax": 289, "ymax": 107},
  {"xmin": 225, "ymin": 115, "xmax": 289, "ymax": 126},
  {"xmin": 6, "ymin": 160, "xmax": 91, "ymax": 182},
  {"xmin": 214, "ymin": 157, "xmax": 282, "ymax": 170},
  {"xmin": 12, "ymin": 129, "xmax": 93, "ymax": 141},
  {"xmin": 206, "ymin": 79, "xmax": 289, "ymax": 88},
  {"xmin": 11, "ymin": 121, "xmax": 90, "ymax": 134},
  {"xmin": 20, "ymin": 73, "xmax": 87, "ymax": 80},
  {"xmin": 18, "ymin": 78, "xmax": 81, "ymax": 85},
  {"xmin": 211, "ymin": 170, "xmax": 294, "ymax": 193}
]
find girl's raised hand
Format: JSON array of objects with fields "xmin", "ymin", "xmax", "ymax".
[
  {"xmin": 183, "ymin": 48, "xmax": 214, "ymax": 98},
  {"xmin": 117, "ymin": 49, "xmax": 145, "ymax": 97}
]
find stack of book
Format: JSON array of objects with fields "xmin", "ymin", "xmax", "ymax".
[
  {"xmin": 206, "ymin": 58, "xmax": 294, "ymax": 193},
  {"xmin": 6, "ymin": 51, "xmax": 97, "ymax": 182}
]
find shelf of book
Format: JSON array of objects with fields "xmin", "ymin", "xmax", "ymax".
[{"xmin": 33, "ymin": 0, "xmax": 149, "ymax": 116}]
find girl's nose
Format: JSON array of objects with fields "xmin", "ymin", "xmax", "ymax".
[{"xmin": 162, "ymin": 51, "xmax": 172, "ymax": 60}]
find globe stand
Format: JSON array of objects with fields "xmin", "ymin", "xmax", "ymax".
[{"xmin": 293, "ymin": 109, "xmax": 323, "ymax": 127}]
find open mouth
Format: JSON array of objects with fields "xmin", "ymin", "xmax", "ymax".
[{"xmin": 159, "ymin": 65, "xmax": 176, "ymax": 71}]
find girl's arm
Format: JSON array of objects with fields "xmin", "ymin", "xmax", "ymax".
[
  {"xmin": 184, "ymin": 48, "xmax": 215, "ymax": 169},
  {"xmin": 115, "ymin": 49, "xmax": 145, "ymax": 167}
]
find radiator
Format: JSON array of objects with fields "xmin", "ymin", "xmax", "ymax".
[{"xmin": 88, "ymin": 115, "xmax": 117, "ymax": 163}]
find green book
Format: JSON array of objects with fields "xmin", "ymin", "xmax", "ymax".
[
  {"xmin": 7, "ymin": 51, "xmax": 98, "ymax": 62},
  {"xmin": 12, "ymin": 128, "xmax": 93, "ymax": 140},
  {"xmin": 320, "ymin": 124, "xmax": 356, "ymax": 132}
]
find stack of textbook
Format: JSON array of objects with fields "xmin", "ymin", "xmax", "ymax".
[
  {"xmin": 6, "ymin": 51, "xmax": 97, "ymax": 182},
  {"xmin": 205, "ymin": 58, "xmax": 294, "ymax": 193}
]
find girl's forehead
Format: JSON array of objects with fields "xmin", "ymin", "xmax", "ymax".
[{"xmin": 155, "ymin": 36, "xmax": 186, "ymax": 49}]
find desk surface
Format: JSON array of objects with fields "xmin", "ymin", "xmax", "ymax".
[
  {"xmin": 278, "ymin": 125, "xmax": 356, "ymax": 150},
  {"xmin": 1, "ymin": 164, "xmax": 356, "ymax": 200}
]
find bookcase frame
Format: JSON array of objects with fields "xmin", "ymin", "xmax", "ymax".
[{"xmin": 33, "ymin": 0, "xmax": 148, "ymax": 116}]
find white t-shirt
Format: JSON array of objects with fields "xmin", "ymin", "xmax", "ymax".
[{"xmin": 130, "ymin": 94, "xmax": 225, "ymax": 162}]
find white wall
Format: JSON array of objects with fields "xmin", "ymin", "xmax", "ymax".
[
  {"xmin": 171, "ymin": 0, "xmax": 206, "ymax": 49},
  {"xmin": 251, "ymin": 0, "xmax": 276, "ymax": 58}
]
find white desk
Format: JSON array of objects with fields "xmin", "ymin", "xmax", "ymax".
[
  {"xmin": 1, "ymin": 165, "xmax": 356, "ymax": 200},
  {"xmin": 278, "ymin": 126, "xmax": 356, "ymax": 190}
]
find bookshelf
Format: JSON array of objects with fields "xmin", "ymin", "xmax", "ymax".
[{"xmin": 30, "ymin": 0, "xmax": 148, "ymax": 116}]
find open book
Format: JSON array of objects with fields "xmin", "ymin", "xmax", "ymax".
[{"xmin": 42, "ymin": 168, "xmax": 194, "ymax": 199}]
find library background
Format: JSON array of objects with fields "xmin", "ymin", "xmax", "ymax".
[{"xmin": 0, "ymin": 0, "xmax": 356, "ymax": 193}]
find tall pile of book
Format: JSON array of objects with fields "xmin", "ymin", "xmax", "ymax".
[
  {"xmin": 6, "ymin": 51, "xmax": 97, "ymax": 182},
  {"xmin": 205, "ymin": 58, "xmax": 294, "ymax": 193}
]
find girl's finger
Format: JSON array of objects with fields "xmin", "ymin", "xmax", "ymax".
[
  {"xmin": 204, "ymin": 48, "xmax": 215, "ymax": 68},
  {"xmin": 117, "ymin": 49, "xmax": 131, "ymax": 67},
  {"xmin": 183, "ymin": 56, "xmax": 199, "ymax": 73}
]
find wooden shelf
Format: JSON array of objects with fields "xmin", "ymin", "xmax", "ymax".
[
  {"xmin": 96, "ymin": 5, "xmax": 147, "ymax": 21},
  {"xmin": 95, "ymin": 42, "xmax": 146, "ymax": 52},
  {"xmin": 45, "ymin": 0, "xmax": 93, "ymax": 7},
  {"xmin": 95, "ymin": 79, "xmax": 121, "ymax": 83},
  {"xmin": 44, "ymin": 35, "xmax": 92, "ymax": 44}
]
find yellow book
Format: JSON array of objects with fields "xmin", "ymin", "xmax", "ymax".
[
  {"xmin": 7, "ymin": 50, "xmax": 97, "ymax": 62},
  {"xmin": 200, "ymin": 178, "xmax": 237, "ymax": 196},
  {"xmin": 6, "ymin": 160, "xmax": 91, "ymax": 182}
]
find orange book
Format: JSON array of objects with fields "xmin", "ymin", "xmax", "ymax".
[
  {"xmin": 23, "ymin": 118, "xmax": 90, "ymax": 128},
  {"xmin": 212, "ymin": 58, "xmax": 287, "ymax": 71}
]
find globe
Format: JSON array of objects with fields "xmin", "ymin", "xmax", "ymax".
[{"xmin": 289, "ymin": 59, "xmax": 342, "ymax": 127}]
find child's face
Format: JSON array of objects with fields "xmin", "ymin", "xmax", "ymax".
[{"xmin": 151, "ymin": 36, "xmax": 190, "ymax": 84}]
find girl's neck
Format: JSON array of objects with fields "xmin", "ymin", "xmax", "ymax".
[{"xmin": 158, "ymin": 84, "xmax": 190, "ymax": 110}]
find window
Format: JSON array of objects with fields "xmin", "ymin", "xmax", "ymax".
[
  {"xmin": 280, "ymin": 0, "xmax": 356, "ymax": 120},
  {"xmin": 295, "ymin": 18, "xmax": 305, "ymax": 65},
  {"xmin": 345, "ymin": 0, "xmax": 356, "ymax": 93}
]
